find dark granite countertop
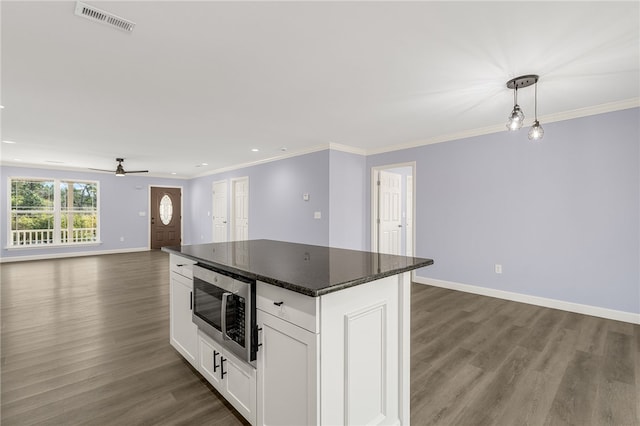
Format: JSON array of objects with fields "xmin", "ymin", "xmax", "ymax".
[{"xmin": 162, "ymin": 239, "xmax": 433, "ymax": 297}]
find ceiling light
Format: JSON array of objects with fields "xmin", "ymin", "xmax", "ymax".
[
  {"xmin": 201, "ymin": 163, "xmax": 208, "ymax": 166},
  {"xmin": 506, "ymin": 75, "xmax": 544, "ymax": 140},
  {"xmin": 0, "ymin": 105, "xmax": 5, "ymax": 109},
  {"xmin": 251, "ymin": 148, "xmax": 259, "ymax": 152},
  {"xmin": 171, "ymin": 172, "xmax": 177, "ymax": 175},
  {"xmin": 2, "ymin": 140, "xmax": 17, "ymax": 144}
]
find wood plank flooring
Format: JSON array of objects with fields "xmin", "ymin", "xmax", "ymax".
[{"xmin": 2, "ymin": 250, "xmax": 639, "ymax": 425}]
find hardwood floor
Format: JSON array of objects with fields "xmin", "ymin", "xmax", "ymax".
[{"xmin": 2, "ymin": 250, "xmax": 638, "ymax": 425}]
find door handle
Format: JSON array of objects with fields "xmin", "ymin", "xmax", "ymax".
[
  {"xmin": 189, "ymin": 291, "xmax": 193, "ymax": 310},
  {"xmin": 213, "ymin": 350, "xmax": 220, "ymax": 372},
  {"xmin": 221, "ymin": 292, "xmax": 232, "ymax": 340}
]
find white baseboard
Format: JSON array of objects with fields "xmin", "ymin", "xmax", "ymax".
[
  {"xmin": 0, "ymin": 247, "xmax": 151, "ymax": 263},
  {"xmin": 413, "ymin": 276, "xmax": 640, "ymax": 325}
]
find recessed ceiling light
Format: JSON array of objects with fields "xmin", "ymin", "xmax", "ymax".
[
  {"xmin": 13, "ymin": 159, "xmax": 22, "ymax": 162},
  {"xmin": 2, "ymin": 140, "xmax": 17, "ymax": 144},
  {"xmin": 201, "ymin": 163, "xmax": 208, "ymax": 166},
  {"xmin": 45, "ymin": 160, "xmax": 65, "ymax": 164},
  {"xmin": 251, "ymin": 148, "xmax": 259, "ymax": 152},
  {"xmin": 171, "ymin": 172, "xmax": 177, "ymax": 175},
  {"xmin": 0, "ymin": 105, "xmax": 5, "ymax": 109}
]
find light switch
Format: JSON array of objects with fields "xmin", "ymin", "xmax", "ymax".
[
  {"xmin": 139, "ymin": 211, "xmax": 146, "ymax": 217},
  {"xmin": 314, "ymin": 211, "xmax": 321, "ymax": 219},
  {"xmin": 303, "ymin": 193, "xmax": 310, "ymax": 201}
]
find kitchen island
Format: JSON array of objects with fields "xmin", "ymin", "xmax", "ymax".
[{"xmin": 163, "ymin": 239, "xmax": 433, "ymax": 426}]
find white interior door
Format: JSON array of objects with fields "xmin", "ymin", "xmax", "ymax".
[
  {"xmin": 212, "ymin": 180, "xmax": 228, "ymax": 243},
  {"xmin": 378, "ymin": 170, "xmax": 402, "ymax": 255},
  {"xmin": 231, "ymin": 177, "xmax": 249, "ymax": 241},
  {"xmin": 406, "ymin": 175, "xmax": 413, "ymax": 256}
]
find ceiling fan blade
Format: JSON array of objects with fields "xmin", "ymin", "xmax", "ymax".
[
  {"xmin": 88, "ymin": 168, "xmax": 116, "ymax": 173},
  {"xmin": 124, "ymin": 170, "xmax": 149, "ymax": 174}
]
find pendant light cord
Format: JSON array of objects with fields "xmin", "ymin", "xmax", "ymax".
[{"xmin": 534, "ymin": 82, "xmax": 538, "ymax": 121}]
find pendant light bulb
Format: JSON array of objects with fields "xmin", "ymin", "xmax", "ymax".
[
  {"xmin": 528, "ymin": 120, "xmax": 544, "ymax": 140},
  {"xmin": 507, "ymin": 105, "xmax": 525, "ymax": 131}
]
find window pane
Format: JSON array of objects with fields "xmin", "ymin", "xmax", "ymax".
[
  {"xmin": 61, "ymin": 213, "xmax": 97, "ymax": 243},
  {"xmin": 11, "ymin": 180, "xmax": 54, "ymax": 211},
  {"xmin": 10, "ymin": 212, "xmax": 54, "ymax": 245},
  {"xmin": 73, "ymin": 182, "xmax": 97, "ymax": 210},
  {"xmin": 160, "ymin": 194, "xmax": 173, "ymax": 225},
  {"xmin": 60, "ymin": 182, "xmax": 68, "ymax": 209}
]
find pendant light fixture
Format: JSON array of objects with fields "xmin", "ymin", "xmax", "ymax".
[{"xmin": 506, "ymin": 74, "xmax": 544, "ymax": 140}]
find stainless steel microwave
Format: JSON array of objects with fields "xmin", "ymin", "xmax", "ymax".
[{"xmin": 192, "ymin": 264, "xmax": 256, "ymax": 366}]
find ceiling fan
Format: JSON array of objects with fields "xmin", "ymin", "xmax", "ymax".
[{"xmin": 89, "ymin": 158, "xmax": 149, "ymax": 176}]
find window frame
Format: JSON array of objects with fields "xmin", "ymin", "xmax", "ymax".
[{"xmin": 7, "ymin": 176, "xmax": 101, "ymax": 249}]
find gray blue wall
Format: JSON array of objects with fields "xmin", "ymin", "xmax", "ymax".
[
  {"xmin": 329, "ymin": 150, "xmax": 367, "ymax": 250},
  {"xmin": 186, "ymin": 150, "xmax": 332, "ymax": 247},
  {"xmin": 367, "ymin": 108, "xmax": 640, "ymax": 314}
]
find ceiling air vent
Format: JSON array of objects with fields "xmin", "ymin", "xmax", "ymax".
[{"xmin": 74, "ymin": 2, "xmax": 135, "ymax": 32}]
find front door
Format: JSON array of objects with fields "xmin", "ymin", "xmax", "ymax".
[{"xmin": 150, "ymin": 186, "xmax": 182, "ymax": 249}]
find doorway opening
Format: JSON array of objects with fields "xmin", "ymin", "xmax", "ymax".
[
  {"xmin": 371, "ymin": 163, "xmax": 415, "ymax": 255},
  {"xmin": 150, "ymin": 186, "xmax": 183, "ymax": 249}
]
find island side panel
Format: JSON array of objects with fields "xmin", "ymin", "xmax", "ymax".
[{"xmin": 319, "ymin": 273, "xmax": 409, "ymax": 425}]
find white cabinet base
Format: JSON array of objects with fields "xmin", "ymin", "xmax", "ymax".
[{"xmin": 256, "ymin": 272, "xmax": 411, "ymax": 426}]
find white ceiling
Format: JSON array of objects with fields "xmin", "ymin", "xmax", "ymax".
[{"xmin": 2, "ymin": 1, "xmax": 639, "ymax": 178}]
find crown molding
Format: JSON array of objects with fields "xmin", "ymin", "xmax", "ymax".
[{"xmin": 193, "ymin": 143, "xmax": 333, "ymax": 178}]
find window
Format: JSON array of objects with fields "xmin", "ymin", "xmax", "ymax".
[{"xmin": 9, "ymin": 178, "xmax": 99, "ymax": 247}]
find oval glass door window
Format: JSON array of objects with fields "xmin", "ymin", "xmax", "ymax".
[{"xmin": 159, "ymin": 194, "xmax": 173, "ymax": 225}]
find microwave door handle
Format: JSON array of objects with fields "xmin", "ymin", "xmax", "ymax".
[{"xmin": 221, "ymin": 292, "xmax": 232, "ymax": 340}]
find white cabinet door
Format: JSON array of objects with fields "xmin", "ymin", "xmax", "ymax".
[
  {"xmin": 257, "ymin": 310, "xmax": 318, "ymax": 426},
  {"xmin": 198, "ymin": 331, "xmax": 224, "ymax": 389},
  {"xmin": 222, "ymin": 351, "xmax": 256, "ymax": 424},
  {"xmin": 198, "ymin": 331, "xmax": 256, "ymax": 425},
  {"xmin": 169, "ymin": 272, "xmax": 198, "ymax": 367}
]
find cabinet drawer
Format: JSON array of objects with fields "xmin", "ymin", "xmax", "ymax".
[
  {"xmin": 170, "ymin": 254, "xmax": 195, "ymax": 279},
  {"xmin": 257, "ymin": 282, "xmax": 318, "ymax": 333}
]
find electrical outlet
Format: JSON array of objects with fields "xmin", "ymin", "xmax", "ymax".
[{"xmin": 495, "ymin": 264, "xmax": 502, "ymax": 274}]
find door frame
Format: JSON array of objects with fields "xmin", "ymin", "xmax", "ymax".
[
  {"xmin": 148, "ymin": 184, "xmax": 184, "ymax": 249},
  {"xmin": 371, "ymin": 162, "xmax": 416, "ymax": 255}
]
